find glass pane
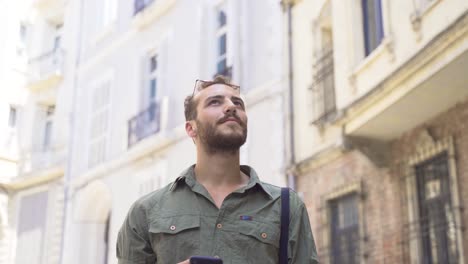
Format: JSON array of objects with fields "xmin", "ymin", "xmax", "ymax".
[
  {"xmin": 217, "ymin": 58, "xmax": 227, "ymax": 75},
  {"xmin": 362, "ymin": 0, "xmax": 384, "ymax": 55},
  {"xmin": 150, "ymin": 78, "xmax": 157, "ymax": 99},
  {"xmin": 43, "ymin": 121, "xmax": 52, "ymax": 149},
  {"xmin": 8, "ymin": 106, "xmax": 17, "ymax": 127},
  {"xmin": 150, "ymin": 55, "xmax": 158, "ymax": 72},
  {"xmin": 218, "ymin": 10, "xmax": 226, "ymax": 28},
  {"xmin": 219, "ymin": 34, "xmax": 226, "ymax": 56}
]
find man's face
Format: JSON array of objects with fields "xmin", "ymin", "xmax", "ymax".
[{"xmin": 192, "ymin": 83, "xmax": 248, "ymax": 153}]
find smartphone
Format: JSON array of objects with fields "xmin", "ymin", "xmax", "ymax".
[{"xmin": 189, "ymin": 256, "xmax": 223, "ymax": 264}]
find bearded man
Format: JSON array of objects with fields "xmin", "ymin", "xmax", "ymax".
[{"xmin": 117, "ymin": 76, "xmax": 318, "ymax": 264}]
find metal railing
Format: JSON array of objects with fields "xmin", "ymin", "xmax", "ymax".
[
  {"xmin": 310, "ymin": 48, "xmax": 335, "ymax": 124},
  {"xmin": 28, "ymin": 48, "xmax": 64, "ymax": 83},
  {"xmin": 317, "ymin": 234, "xmax": 366, "ymax": 264},
  {"xmin": 134, "ymin": 0, "xmax": 155, "ymax": 15},
  {"xmin": 128, "ymin": 101, "xmax": 161, "ymax": 147}
]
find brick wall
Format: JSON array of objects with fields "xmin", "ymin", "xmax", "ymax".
[{"xmin": 298, "ymin": 98, "xmax": 468, "ymax": 263}]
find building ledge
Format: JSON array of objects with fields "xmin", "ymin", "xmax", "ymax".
[
  {"xmin": 336, "ymin": 11, "xmax": 468, "ymax": 141},
  {"xmin": 132, "ymin": 0, "xmax": 177, "ymax": 30},
  {"xmin": 33, "ymin": 0, "xmax": 65, "ymax": 25},
  {"xmin": 72, "ymin": 124, "xmax": 187, "ymax": 190},
  {"xmin": 0, "ymin": 165, "xmax": 64, "ymax": 191}
]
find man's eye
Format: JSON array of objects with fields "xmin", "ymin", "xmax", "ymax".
[
  {"xmin": 209, "ymin": 100, "xmax": 220, "ymax": 105},
  {"xmin": 234, "ymin": 101, "xmax": 244, "ymax": 107}
]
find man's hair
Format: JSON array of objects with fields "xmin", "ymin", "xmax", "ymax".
[{"xmin": 184, "ymin": 75, "xmax": 232, "ymax": 121}]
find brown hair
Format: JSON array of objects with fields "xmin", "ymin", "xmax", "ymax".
[{"xmin": 184, "ymin": 75, "xmax": 233, "ymax": 121}]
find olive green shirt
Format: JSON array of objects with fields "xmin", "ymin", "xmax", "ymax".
[{"xmin": 117, "ymin": 165, "xmax": 318, "ymax": 264}]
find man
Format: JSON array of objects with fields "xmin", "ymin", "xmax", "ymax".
[{"xmin": 117, "ymin": 76, "xmax": 319, "ymax": 263}]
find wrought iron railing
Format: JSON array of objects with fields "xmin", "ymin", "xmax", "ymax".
[
  {"xmin": 310, "ymin": 48, "xmax": 335, "ymax": 124},
  {"xmin": 128, "ymin": 101, "xmax": 161, "ymax": 147},
  {"xmin": 317, "ymin": 234, "xmax": 366, "ymax": 264},
  {"xmin": 401, "ymin": 206, "xmax": 461, "ymax": 264},
  {"xmin": 134, "ymin": 0, "xmax": 155, "ymax": 15}
]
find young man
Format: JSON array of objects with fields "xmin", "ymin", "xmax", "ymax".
[{"xmin": 117, "ymin": 76, "xmax": 319, "ymax": 263}]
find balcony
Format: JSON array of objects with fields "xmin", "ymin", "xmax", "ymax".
[
  {"xmin": 27, "ymin": 49, "xmax": 63, "ymax": 92},
  {"xmin": 33, "ymin": 0, "xmax": 65, "ymax": 24},
  {"xmin": 133, "ymin": 0, "xmax": 177, "ymax": 29},
  {"xmin": 128, "ymin": 101, "xmax": 161, "ymax": 148},
  {"xmin": 310, "ymin": 48, "xmax": 336, "ymax": 125},
  {"xmin": 341, "ymin": 14, "xmax": 468, "ymax": 141}
]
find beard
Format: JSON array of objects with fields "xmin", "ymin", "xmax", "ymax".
[{"xmin": 196, "ymin": 115, "xmax": 247, "ymax": 154}]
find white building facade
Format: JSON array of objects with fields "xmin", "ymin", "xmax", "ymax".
[{"xmin": 2, "ymin": 0, "xmax": 290, "ymax": 263}]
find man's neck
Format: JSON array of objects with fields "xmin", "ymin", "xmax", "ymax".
[{"xmin": 194, "ymin": 147, "xmax": 248, "ymax": 187}]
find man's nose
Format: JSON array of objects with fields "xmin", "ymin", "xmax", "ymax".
[{"xmin": 224, "ymin": 101, "xmax": 237, "ymax": 114}]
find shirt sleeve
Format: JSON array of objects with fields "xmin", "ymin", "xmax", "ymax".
[
  {"xmin": 116, "ymin": 201, "xmax": 157, "ymax": 264},
  {"xmin": 288, "ymin": 192, "xmax": 319, "ymax": 264}
]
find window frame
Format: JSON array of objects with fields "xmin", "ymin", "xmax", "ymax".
[
  {"xmin": 329, "ymin": 193, "xmax": 360, "ymax": 264},
  {"xmin": 321, "ymin": 181, "xmax": 367, "ymax": 264},
  {"xmin": 215, "ymin": 3, "xmax": 231, "ymax": 78},
  {"xmin": 405, "ymin": 134, "xmax": 465, "ymax": 264}
]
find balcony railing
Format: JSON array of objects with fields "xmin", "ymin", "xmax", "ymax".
[
  {"xmin": 128, "ymin": 101, "xmax": 161, "ymax": 147},
  {"xmin": 28, "ymin": 48, "xmax": 64, "ymax": 85},
  {"xmin": 310, "ymin": 48, "xmax": 336, "ymax": 124},
  {"xmin": 134, "ymin": 0, "xmax": 155, "ymax": 15}
]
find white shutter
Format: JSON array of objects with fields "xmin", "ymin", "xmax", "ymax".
[{"xmin": 88, "ymin": 78, "xmax": 111, "ymax": 168}]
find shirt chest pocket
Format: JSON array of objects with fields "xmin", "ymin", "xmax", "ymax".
[
  {"xmin": 149, "ymin": 215, "xmax": 201, "ymax": 263},
  {"xmin": 231, "ymin": 220, "xmax": 280, "ymax": 264}
]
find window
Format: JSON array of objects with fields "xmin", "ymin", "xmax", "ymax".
[
  {"xmin": 215, "ymin": 7, "xmax": 231, "ymax": 78},
  {"xmin": 311, "ymin": 8, "xmax": 336, "ymax": 124},
  {"xmin": 415, "ymin": 152, "xmax": 458, "ymax": 263},
  {"xmin": 88, "ymin": 79, "xmax": 111, "ymax": 168},
  {"xmin": 8, "ymin": 106, "xmax": 17, "ymax": 128},
  {"xmin": 329, "ymin": 194, "xmax": 360, "ymax": 264},
  {"xmin": 362, "ymin": 0, "xmax": 384, "ymax": 56},
  {"xmin": 53, "ymin": 25, "xmax": 62, "ymax": 51},
  {"xmin": 15, "ymin": 191, "xmax": 48, "ymax": 264},
  {"xmin": 149, "ymin": 54, "xmax": 158, "ymax": 101},
  {"xmin": 43, "ymin": 105, "xmax": 55, "ymax": 151},
  {"xmin": 404, "ymin": 134, "xmax": 463, "ymax": 264},
  {"xmin": 134, "ymin": 0, "xmax": 154, "ymax": 15},
  {"xmin": 17, "ymin": 23, "xmax": 27, "ymax": 55},
  {"xmin": 103, "ymin": 214, "xmax": 111, "ymax": 264},
  {"xmin": 92, "ymin": 0, "xmax": 117, "ymax": 35}
]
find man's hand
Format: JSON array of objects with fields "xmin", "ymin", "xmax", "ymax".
[{"xmin": 177, "ymin": 259, "xmax": 190, "ymax": 264}]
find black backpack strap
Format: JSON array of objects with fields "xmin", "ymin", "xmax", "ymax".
[{"xmin": 279, "ymin": 187, "xmax": 290, "ymax": 264}]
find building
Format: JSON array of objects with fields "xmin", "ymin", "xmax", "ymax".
[
  {"xmin": 2, "ymin": 0, "xmax": 289, "ymax": 263},
  {"xmin": 287, "ymin": 0, "xmax": 468, "ymax": 263},
  {"xmin": 0, "ymin": 0, "xmax": 68, "ymax": 263}
]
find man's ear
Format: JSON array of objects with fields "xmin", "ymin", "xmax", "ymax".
[{"xmin": 185, "ymin": 121, "xmax": 197, "ymax": 138}]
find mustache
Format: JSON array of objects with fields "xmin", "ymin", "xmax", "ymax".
[{"xmin": 218, "ymin": 113, "xmax": 243, "ymax": 125}]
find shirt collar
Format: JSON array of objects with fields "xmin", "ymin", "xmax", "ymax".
[{"xmin": 169, "ymin": 164, "xmax": 273, "ymax": 199}]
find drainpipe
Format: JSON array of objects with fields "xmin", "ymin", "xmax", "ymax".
[
  {"xmin": 284, "ymin": 1, "xmax": 296, "ymax": 190},
  {"xmin": 59, "ymin": 0, "xmax": 84, "ymax": 263}
]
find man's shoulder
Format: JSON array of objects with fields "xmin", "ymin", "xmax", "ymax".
[{"xmin": 130, "ymin": 182, "xmax": 174, "ymax": 212}]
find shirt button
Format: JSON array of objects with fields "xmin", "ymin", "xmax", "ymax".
[
  {"xmin": 261, "ymin": 232, "xmax": 268, "ymax": 239},
  {"xmin": 170, "ymin": 225, "xmax": 176, "ymax": 231},
  {"xmin": 216, "ymin": 223, "xmax": 223, "ymax": 229}
]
